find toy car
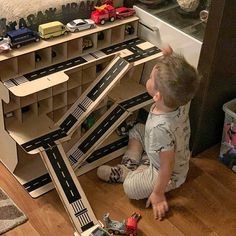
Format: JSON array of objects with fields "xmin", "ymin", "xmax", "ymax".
[
  {"xmin": 6, "ymin": 27, "xmax": 40, "ymax": 48},
  {"xmin": 126, "ymin": 212, "xmax": 141, "ymax": 236},
  {"xmin": 35, "ymin": 53, "xmax": 42, "ymax": 62},
  {"xmin": 38, "ymin": 21, "xmax": 68, "ymax": 39},
  {"xmin": 103, "ymin": 212, "xmax": 141, "ymax": 235},
  {"xmin": 125, "ymin": 25, "xmax": 135, "ymax": 35},
  {"xmin": 115, "ymin": 7, "xmax": 136, "ymax": 19},
  {"xmin": 0, "ymin": 37, "xmax": 11, "ymax": 52},
  {"xmin": 66, "ymin": 19, "xmax": 96, "ymax": 32},
  {"xmin": 83, "ymin": 38, "xmax": 93, "ymax": 50},
  {"xmin": 91, "ymin": 4, "xmax": 116, "ymax": 25},
  {"xmin": 103, "ymin": 213, "xmax": 126, "ymax": 235},
  {"xmin": 116, "ymin": 120, "xmax": 136, "ymax": 136}
]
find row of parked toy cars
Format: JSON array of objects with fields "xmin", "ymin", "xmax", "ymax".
[{"xmin": 0, "ymin": 5, "xmax": 135, "ymax": 52}]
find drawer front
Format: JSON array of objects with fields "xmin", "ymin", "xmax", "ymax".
[{"xmin": 134, "ymin": 6, "xmax": 202, "ymax": 68}]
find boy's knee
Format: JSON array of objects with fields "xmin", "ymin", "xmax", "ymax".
[
  {"xmin": 123, "ymin": 177, "xmax": 142, "ymax": 200},
  {"xmin": 123, "ymin": 178, "xmax": 135, "ymax": 199}
]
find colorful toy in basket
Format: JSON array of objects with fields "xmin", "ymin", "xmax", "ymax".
[
  {"xmin": 219, "ymin": 99, "xmax": 236, "ymax": 173},
  {"xmin": 219, "ymin": 148, "xmax": 236, "ymax": 173},
  {"xmin": 220, "ymin": 123, "xmax": 236, "ymax": 172},
  {"xmin": 66, "ymin": 19, "xmax": 96, "ymax": 32},
  {"xmin": 224, "ymin": 123, "xmax": 236, "ymax": 147}
]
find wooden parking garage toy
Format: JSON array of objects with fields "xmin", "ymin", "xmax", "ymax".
[{"xmin": 0, "ymin": 13, "xmax": 162, "ymax": 235}]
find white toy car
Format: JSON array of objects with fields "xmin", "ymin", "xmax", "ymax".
[
  {"xmin": 66, "ymin": 19, "xmax": 96, "ymax": 32},
  {"xmin": 0, "ymin": 37, "xmax": 11, "ymax": 52}
]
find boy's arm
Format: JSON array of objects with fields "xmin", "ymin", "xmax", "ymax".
[{"xmin": 146, "ymin": 150, "xmax": 175, "ymax": 220}]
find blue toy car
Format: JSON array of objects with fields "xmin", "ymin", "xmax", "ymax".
[{"xmin": 6, "ymin": 27, "xmax": 40, "ymax": 48}]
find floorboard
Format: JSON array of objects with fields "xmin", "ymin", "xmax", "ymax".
[{"xmin": 1, "ymin": 144, "xmax": 236, "ymax": 236}]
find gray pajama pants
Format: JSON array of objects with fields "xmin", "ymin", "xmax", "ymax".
[{"xmin": 123, "ymin": 123, "xmax": 176, "ymax": 200}]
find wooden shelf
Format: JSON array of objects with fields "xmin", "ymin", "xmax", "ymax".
[
  {"xmin": 0, "ymin": 16, "xmax": 139, "ymax": 62},
  {"xmin": 6, "ymin": 113, "xmax": 55, "ymax": 146},
  {"xmin": 53, "ymin": 106, "xmax": 67, "ymax": 123},
  {"xmin": 97, "ymin": 29, "xmax": 112, "ymax": 49},
  {"xmin": 51, "ymin": 43, "xmax": 67, "ymax": 64},
  {"xmin": 111, "ymin": 25, "xmax": 125, "ymax": 44},
  {"xmin": 67, "ymin": 38, "xmax": 83, "ymax": 59},
  {"xmin": 67, "ymin": 87, "xmax": 81, "ymax": 105},
  {"xmin": 3, "ymin": 93, "xmax": 20, "ymax": 113},
  {"xmin": 37, "ymin": 88, "xmax": 52, "ymax": 101},
  {"xmin": 0, "ymin": 58, "xmax": 18, "ymax": 81},
  {"xmin": 67, "ymin": 69, "xmax": 83, "ymax": 90},
  {"xmin": 35, "ymin": 48, "xmax": 52, "ymax": 69},
  {"xmin": 52, "ymin": 82, "xmax": 67, "ymax": 96},
  {"xmin": 53, "ymin": 92, "xmax": 67, "ymax": 110},
  {"xmin": 22, "ymin": 103, "xmax": 38, "ymax": 123},
  {"xmin": 18, "ymin": 53, "xmax": 35, "ymax": 75},
  {"xmin": 20, "ymin": 94, "xmax": 37, "ymax": 108},
  {"xmin": 38, "ymin": 98, "xmax": 53, "ymax": 115},
  {"xmin": 82, "ymin": 66, "xmax": 96, "ymax": 84}
]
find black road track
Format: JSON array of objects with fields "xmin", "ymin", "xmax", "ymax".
[
  {"xmin": 4, "ymin": 37, "xmax": 160, "ymax": 88},
  {"xmin": 68, "ymin": 92, "xmax": 152, "ymax": 167},
  {"xmin": 44, "ymin": 144, "xmax": 94, "ymax": 232}
]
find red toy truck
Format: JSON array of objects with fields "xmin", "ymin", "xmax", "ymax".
[
  {"xmin": 126, "ymin": 213, "xmax": 141, "ymax": 236},
  {"xmin": 91, "ymin": 4, "xmax": 116, "ymax": 25}
]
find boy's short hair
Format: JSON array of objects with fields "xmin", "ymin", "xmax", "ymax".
[{"xmin": 154, "ymin": 53, "xmax": 200, "ymax": 108}]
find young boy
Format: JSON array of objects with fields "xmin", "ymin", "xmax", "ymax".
[{"xmin": 97, "ymin": 47, "xmax": 200, "ymax": 220}]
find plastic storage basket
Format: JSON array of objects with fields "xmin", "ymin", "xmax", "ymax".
[{"xmin": 219, "ymin": 98, "xmax": 236, "ymax": 173}]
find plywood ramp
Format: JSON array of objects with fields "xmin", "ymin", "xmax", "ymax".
[
  {"xmin": 57, "ymin": 56, "xmax": 131, "ymax": 137},
  {"xmin": 39, "ymin": 142, "xmax": 98, "ymax": 234}
]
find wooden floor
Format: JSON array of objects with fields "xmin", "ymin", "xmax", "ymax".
[{"xmin": 1, "ymin": 144, "xmax": 236, "ymax": 236}]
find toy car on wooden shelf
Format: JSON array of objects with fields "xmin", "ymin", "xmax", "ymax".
[
  {"xmin": 0, "ymin": 37, "xmax": 11, "ymax": 52},
  {"xmin": 66, "ymin": 19, "xmax": 96, "ymax": 32},
  {"xmin": 6, "ymin": 27, "xmax": 40, "ymax": 48},
  {"xmin": 125, "ymin": 24, "xmax": 135, "ymax": 35},
  {"xmin": 115, "ymin": 7, "xmax": 136, "ymax": 19},
  {"xmin": 38, "ymin": 21, "xmax": 69, "ymax": 39},
  {"xmin": 91, "ymin": 4, "xmax": 116, "ymax": 25},
  {"xmin": 83, "ymin": 38, "xmax": 93, "ymax": 50}
]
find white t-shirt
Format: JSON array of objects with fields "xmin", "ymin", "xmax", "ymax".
[{"xmin": 145, "ymin": 104, "xmax": 191, "ymax": 187}]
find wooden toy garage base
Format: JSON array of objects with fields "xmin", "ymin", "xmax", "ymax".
[{"xmin": 0, "ymin": 16, "xmax": 162, "ymax": 234}]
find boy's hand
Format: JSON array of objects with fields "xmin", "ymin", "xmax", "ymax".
[
  {"xmin": 146, "ymin": 192, "xmax": 169, "ymax": 220},
  {"xmin": 161, "ymin": 45, "xmax": 173, "ymax": 56}
]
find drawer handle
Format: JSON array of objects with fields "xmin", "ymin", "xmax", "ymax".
[{"xmin": 139, "ymin": 21, "xmax": 159, "ymax": 32}]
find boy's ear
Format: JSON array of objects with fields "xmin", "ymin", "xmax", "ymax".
[{"xmin": 153, "ymin": 91, "xmax": 162, "ymax": 102}]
